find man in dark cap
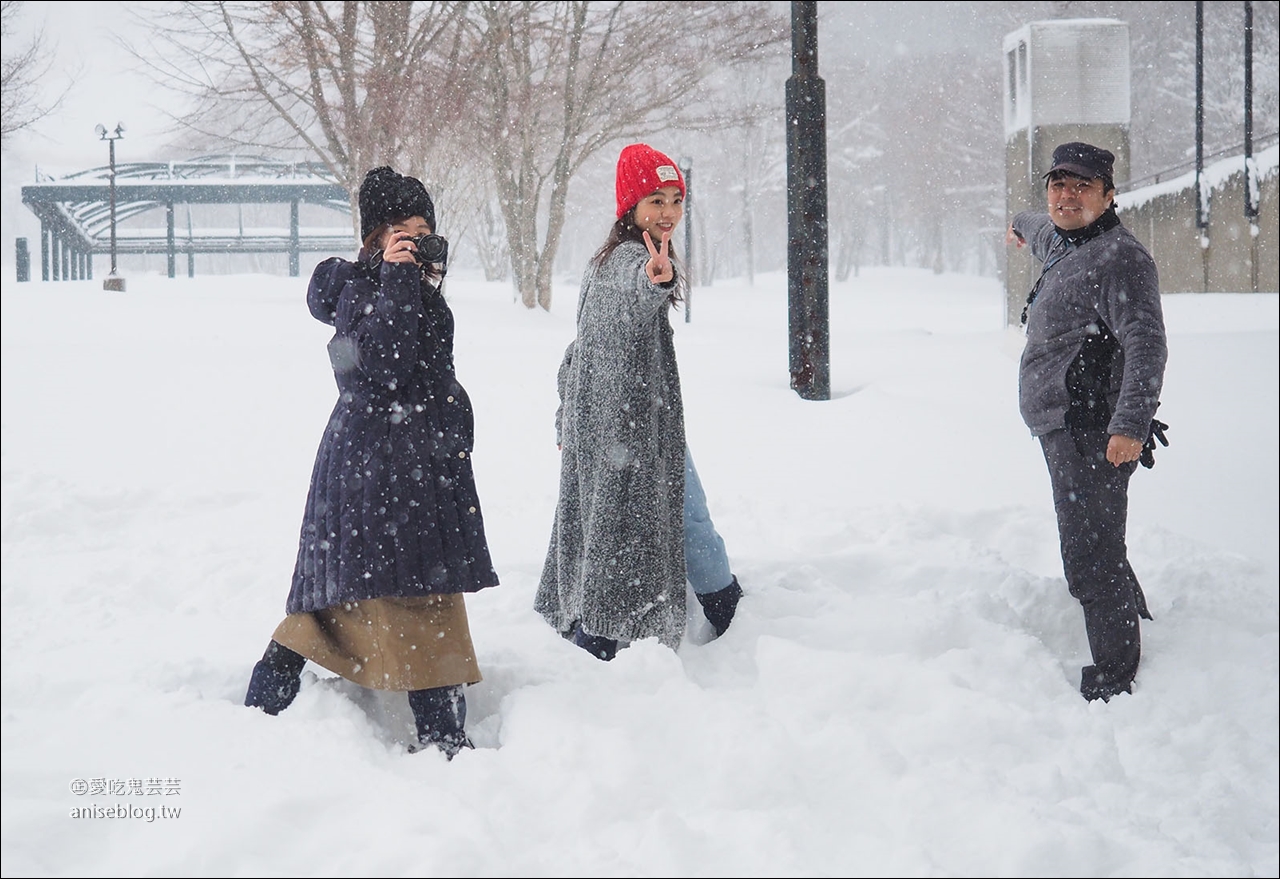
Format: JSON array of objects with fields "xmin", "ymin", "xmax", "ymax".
[{"xmin": 1007, "ymin": 141, "xmax": 1169, "ymax": 702}]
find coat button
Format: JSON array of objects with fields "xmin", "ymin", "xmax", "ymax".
[{"xmin": 458, "ymin": 451, "xmax": 466, "ymax": 458}]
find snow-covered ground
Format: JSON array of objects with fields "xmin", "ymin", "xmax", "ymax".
[{"xmin": 2, "ymin": 266, "xmax": 1276, "ymax": 877}]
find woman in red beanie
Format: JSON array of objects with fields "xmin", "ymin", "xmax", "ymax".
[{"xmin": 535, "ymin": 144, "xmax": 743, "ymax": 660}]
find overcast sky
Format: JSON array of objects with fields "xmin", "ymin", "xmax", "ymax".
[
  {"xmin": 3, "ymin": 1, "xmax": 1007, "ymax": 171},
  {"xmin": 4, "ymin": 2, "xmax": 171, "ymax": 171}
]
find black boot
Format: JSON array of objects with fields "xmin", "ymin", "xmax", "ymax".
[
  {"xmin": 1078, "ymin": 592, "xmax": 1142, "ymax": 702},
  {"xmin": 408, "ymin": 685, "xmax": 473, "ymax": 759},
  {"xmin": 244, "ymin": 640, "xmax": 306, "ymax": 715},
  {"xmin": 1080, "ymin": 665, "xmax": 1134, "ymax": 702},
  {"xmin": 696, "ymin": 577, "xmax": 743, "ymax": 638},
  {"xmin": 570, "ymin": 620, "xmax": 619, "ymax": 661}
]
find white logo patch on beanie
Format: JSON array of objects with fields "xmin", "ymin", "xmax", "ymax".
[{"xmin": 656, "ymin": 165, "xmax": 680, "ymax": 183}]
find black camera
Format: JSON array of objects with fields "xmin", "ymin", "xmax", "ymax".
[
  {"xmin": 409, "ymin": 233, "xmax": 448, "ymax": 272},
  {"xmin": 367, "ymin": 232, "xmax": 449, "ymax": 276}
]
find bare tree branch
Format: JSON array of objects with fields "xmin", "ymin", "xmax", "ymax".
[
  {"xmin": 1, "ymin": 0, "xmax": 69, "ymax": 143},
  {"xmin": 464, "ymin": 0, "xmax": 789, "ymax": 308}
]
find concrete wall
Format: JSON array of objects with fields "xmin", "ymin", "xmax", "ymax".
[{"xmin": 1116, "ymin": 149, "xmax": 1279, "ymax": 294}]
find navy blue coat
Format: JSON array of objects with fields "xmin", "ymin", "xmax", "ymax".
[{"xmin": 285, "ymin": 256, "xmax": 499, "ymax": 614}]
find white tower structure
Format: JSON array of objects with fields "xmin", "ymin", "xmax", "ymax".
[{"xmin": 1003, "ymin": 19, "xmax": 1131, "ymax": 326}]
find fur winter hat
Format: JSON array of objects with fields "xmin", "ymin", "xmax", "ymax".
[
  {"xmin": 359, "ymin": 166, "xmax": 435, "ymax": 243},
  {"xmin": 615, "ymin": 144, "xmax": 685, "ymax": 219}
]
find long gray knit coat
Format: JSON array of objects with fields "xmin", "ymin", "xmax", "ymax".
[{"xmin": 534, "ymin": 240, "xmax": 687, "ymax": 649}]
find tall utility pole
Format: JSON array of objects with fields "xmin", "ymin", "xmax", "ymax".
[
  {"xmin": 1244, "ymin": 0, "xmax": 1258, "ymax": 292},
  {"xmin": 1244, "ymin": 0, "xmax": 1257, "ymax": 219},
  {"xmin": 785, "ymin": 0, "xmax": 829, "ymax": 401},
  {"xmin": 1194, "ymin": 1, "xmax": 1208, "ymax": 292}
]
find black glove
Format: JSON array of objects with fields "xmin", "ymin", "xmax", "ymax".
[{"xmin": 1139, "ymin": 418, "xmax": 1169, "ymax": 469}]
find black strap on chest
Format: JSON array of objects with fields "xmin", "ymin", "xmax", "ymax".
[
  {"xmin": 1021, "ymin": 240, "xmax": 1071, "ymax": 326},
  {"xmin": 1020, "ymin": 207, "xmax": 1122, "ymax": 326}
]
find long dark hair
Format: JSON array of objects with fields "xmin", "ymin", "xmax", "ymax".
[{"xmin": 590, "ymin": 208, "xmax": 687, "ymax": 305}]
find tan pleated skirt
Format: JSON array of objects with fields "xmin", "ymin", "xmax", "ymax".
[{"xmin": 271, "ymin": 594, "xmax": 481, "ymax": 691}]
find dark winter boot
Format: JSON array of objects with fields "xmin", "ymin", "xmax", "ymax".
[
  {"xmin": 408, "ymin": 685, "xmax": 473, "ymax": 759},
  {"xmin": 1080, "ymin": 665, "xmax": 1134, "ymax": 702},
  {"xmin": 570, "ymin": 620, "xmax": 619, "ymax": 661},
  {"xmin": 1078, "ymin": 591, "xmax": 1142, "ymax": 702},
  {"xmin": 696, "ymin": 577, "xmax": 743, "ymax": 638},
  {"xmin": 244, "ymin": 640, "xmax": 307, "ymax": 715}
]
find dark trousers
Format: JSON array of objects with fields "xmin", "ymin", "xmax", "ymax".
[
  {"xmin": 1040, "ymin": 427, "xmax": 1152, "ymax": 700},
  {"xmin": 244, "ymin": 640, "xmax": 466, "ymax": 746}
]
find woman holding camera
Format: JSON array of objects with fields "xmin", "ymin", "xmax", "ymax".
[{"xmin": 243, "ymin": 166, "xmax": 499, "ymax": 759}]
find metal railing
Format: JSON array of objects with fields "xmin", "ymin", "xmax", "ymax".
[{"xmin": 1124, "ymin": 131, "xmax": 1279, "ymax": 190}]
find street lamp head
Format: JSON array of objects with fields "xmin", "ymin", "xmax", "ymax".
[
  {"xmin": 95, "ymin": 123, "xmax": 107, "ymax": 138},
  {"xmin": 114, "ymin": 122, "xmax": 125, "ymax": 137}
]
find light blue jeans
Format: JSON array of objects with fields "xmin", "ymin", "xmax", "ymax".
[{"xmin": 684, "ymin": 446, "xmax": 734, "ymax": 596}]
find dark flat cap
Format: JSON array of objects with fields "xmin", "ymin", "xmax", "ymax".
[{"xmin": 1044, "ymin": 142, "xmax": 1115, "ymax": 181}]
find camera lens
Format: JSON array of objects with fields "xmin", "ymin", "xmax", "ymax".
[{"xmin": 411, "ymin": 234, "xmax": 448, "ymax": 265}]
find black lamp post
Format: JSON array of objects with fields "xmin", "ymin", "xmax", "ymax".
[
  {"xmin": 96, "ymin": 122, "xmax": 126, "ymax": 291},
  {"xmin": 785, "ymin": 0, "xmax": 830, "ymax": 400}
]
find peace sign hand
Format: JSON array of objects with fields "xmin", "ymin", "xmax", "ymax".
[{"xmin": 643, "ymin": 230, "xmax": 674, "ymax": 284}]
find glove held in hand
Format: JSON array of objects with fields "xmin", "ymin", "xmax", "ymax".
[{"xmin": 1139, "ymin": 418, "xmax": 1169, "ymax": 469}]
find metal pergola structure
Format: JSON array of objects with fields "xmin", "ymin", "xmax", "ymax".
[{"xmin": 20, "ymin": 156, "xmax": 354, "ymax": 280}]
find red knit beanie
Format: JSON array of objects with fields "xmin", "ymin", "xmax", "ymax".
[{"xmin": 615, "ymin": 143, "xmax": 686, "ymax": 219}]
